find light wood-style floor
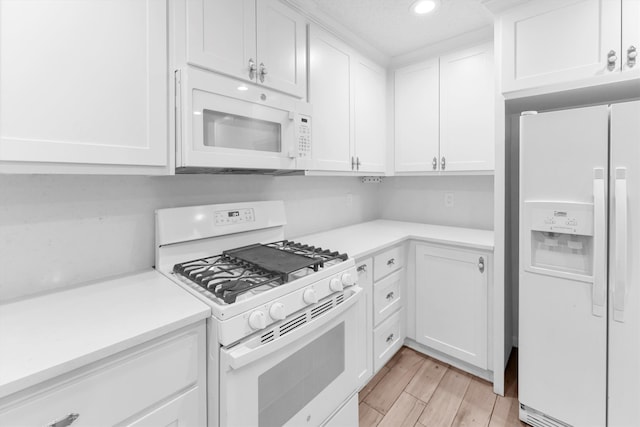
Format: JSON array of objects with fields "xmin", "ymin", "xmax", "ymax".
[{"xmin": 358, "ymin": 347, "xmax": 525, "ymax": 427}]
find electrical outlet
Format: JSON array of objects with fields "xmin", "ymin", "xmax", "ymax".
[{"xmin": 444, "ymin": 192, "xmax": 454, "ymax": 208}]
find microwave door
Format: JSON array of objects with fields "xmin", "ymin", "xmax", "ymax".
[{"xmin": 180, "ymin": 74, "xmax": 298, "ymax": 170}]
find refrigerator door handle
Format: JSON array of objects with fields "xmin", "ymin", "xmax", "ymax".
[
  {"xmin": 592, "ymin": 168, "xmax": 606, "ymax": 317},
  {"xmin": 614, "ymin": 167, "xmax": 628, "ymax": 322}
]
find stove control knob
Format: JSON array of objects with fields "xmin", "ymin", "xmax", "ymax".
[
  {"xmin": 329, "ymin": 277, "xmax": 344, "ymax": 292},
  {"xmin": 269, "ymin": 302, "xmax": 286, "ymax": 321},
  {"xmin": 303, "ymin": 288, "xmax": 318, "ymax": 305},
  {"xmin": 248, "ymin": 311, "xmax": 267, "ymax": 330},
  {"xmin": 341, "ymin": 272, "xmax": 354, "ymax": 287}
]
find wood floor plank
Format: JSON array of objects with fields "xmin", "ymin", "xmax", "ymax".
[
  {"xmin": 360, "ymin": 366, "xmax": 390, "ymax": 402},
  {"xmin": 418, "ymin": 368, "xmax": 472, "ymax": 427},
  {"xmin": 405, "ymin": 357, "xmax": 448, "ymax": 404},
  {"xmin": 488, "ymin": 395, "xmax": 525, "ymax": 427},
  {"xmin": 452, "ymin": 378, "xmax": 497, "ymax": 427},
  {"xmin": 377, "ymin": 392, "xmax": 426, "ymax": 427},
  {"xmin": 364, "ymin": 348, "xmax": 426, "ymax": 414},
  {"xmin": 359, "ymin": 402, "xmax": 384, "ymax": 427}
]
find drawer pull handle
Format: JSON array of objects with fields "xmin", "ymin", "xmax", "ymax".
[
  {"xmin": 357, "ymin": 264, "xmax": 367, "ymax": 273},
  {"xmin": 386, "ymin": 333, "xmax": 395, "ymax": 343},
  {"xmin": 47, "ymin": 413, "xmax": 79, "ymax": 427},
  {"xmin": 387, "ymin": 258, "xmax": 395, "ymax": 266},
  {"xmin": 386, "ymin": 291, "xmax": 395, "ymax": 300}
]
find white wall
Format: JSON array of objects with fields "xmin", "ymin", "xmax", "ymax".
[
  {"xmin": 0, "ymin": 174, "xmax": 378, "ymax": 302},
  {"xmin": 378, "ymin": 175, "xmax": 495, "ymax": 230}
]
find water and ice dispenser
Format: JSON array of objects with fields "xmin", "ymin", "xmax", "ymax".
[{"xmin": 523, "ymin": 201, "xmax": 594, "ymax": 280}]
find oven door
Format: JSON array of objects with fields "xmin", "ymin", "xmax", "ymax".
[
  {"xmin": 178, "ymin": 67, "xmax": 310, "ymax": 171},
  {"xmin": 219, "ymin": 288, "xmax": 361, "ymax": 427}
]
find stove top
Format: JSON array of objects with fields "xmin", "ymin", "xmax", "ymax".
[{"xmin": 173, "ymin": 240, "xmax": 348, "ymax": 305}]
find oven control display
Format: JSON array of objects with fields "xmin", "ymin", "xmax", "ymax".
[{"xmin": 215, "ymin": 208, "xmax": 255, "ymax": 226}]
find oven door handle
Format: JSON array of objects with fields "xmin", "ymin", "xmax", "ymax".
[{"xmin": 222, "ymin": 287, "xmax": 362, "ymax": 370}]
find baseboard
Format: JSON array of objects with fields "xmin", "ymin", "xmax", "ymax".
[{"xmin": 404, "ymin": 339, "xmax": 493, "ymax": 383}]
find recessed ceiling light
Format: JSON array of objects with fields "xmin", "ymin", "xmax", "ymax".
[
  {"xmin": 411, "ymin": 0, "xmax": 440, "ymax": 15},
  {"xmin": 237, "ymin": 85, "xmax": 249, "ymax": 91}
]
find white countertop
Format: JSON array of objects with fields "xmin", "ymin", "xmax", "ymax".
[
  {"xmin": 295, "ymin": 220, "xmax": 494, "ymax": 259},
  {"xmin": 0, "ymin": 270, "xmax": 210, "ymax": 400}
]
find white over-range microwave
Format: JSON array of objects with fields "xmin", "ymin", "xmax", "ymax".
[{"xmin": 175, "ymin": 67, "xmax": 312, "ymax": 173}]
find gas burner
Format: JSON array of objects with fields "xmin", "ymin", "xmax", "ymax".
[{"xmin": 173, "ymin": 240, "xmax": 348, "ymax": 305}]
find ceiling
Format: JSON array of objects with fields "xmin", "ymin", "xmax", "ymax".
[{"xmin": 309, "ymin": 0, "xmax": 494, "ymax": 58}]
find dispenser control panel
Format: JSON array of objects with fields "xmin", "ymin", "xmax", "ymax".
[{"xmin": 527, "ymin": 201, "xmax": 593, "ymax": 235}]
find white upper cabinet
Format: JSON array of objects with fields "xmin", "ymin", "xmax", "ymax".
[
  {"xmin": 256, "ymin": 0, "xmax": 307, "ymax": 98},
  {"xmin": 622, "ymin": 0, "xmax": 640, "ymax": 73},
  {"xmin": 309, "ymin": 27, "xmax": 352, "ymax": 171},
  {"xmin": 0, "ymin": 0, "xmax": 168, "ymax": 171},
  {"xmin": 440, "ymin": 43, "xmax": 495, "ymax": 172},
  {"xmin": 394, "ymin": 43, "xmax": 494, "ymax": 174},
  {"xmin": 185, "ymin": 0, "xmax": 306, "ymax": 98},
  {"xmin": 353, "ymin": 57, "xmax": 387, "ymax": 173},
  {"xmin": 499, "ymin": 0, "xmax": 638, "ymax": 94},
  {"xmin": 394, "ymin": 59, "xmax": 440, "ymax": 173},
  {"xmin": 186, "ymin": 0, "xmax": 256, "ymax": 82},
  {"xmin": 309, "ymin": 25, "xmax": 386, "ymax": 174}
]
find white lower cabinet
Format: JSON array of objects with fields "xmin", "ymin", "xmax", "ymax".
[
  {"xmin": 414, "ymin": 244, "xmax": 489, "ymax": 369},
  {"xmin": 355, "ymin": 258, "xmax": 373, "ymax": 389},
  {"xmin": 0, "ymin": 323, "xmax": 206, "ymax": 426},
  {"xmin": 373, "ymin": 310, "xmax": 403, "ymax": 373}
]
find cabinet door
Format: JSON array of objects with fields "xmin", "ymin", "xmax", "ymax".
[
  {"xmin": 126, "ymin": 388, "xmax": 200, "ymax": 427},
  {"xmin": 622, "ymin": 0, "xmax": 640, "ymax": 73},
  {"xmin": 0, "ymin": 0, "xmax": 168, "ymax": 167},
  {"xmin": 353, "ymin": 57, "xmax": 386, "ymax": 173},
  {"xmin": 309, "ymin": 26, "xmax": 352, "ymax": 171},
  {"xmin": 256, "ymin": 0, "xmax": 306, "ymax": 98},
  {"xmin": 355, "ymin": 258, "xmax": 373, "ymax": 389},
  {"xmin": 186, "ymin": 0, "xmax": 256, "ymax": 82},
  {"xmin": 415, "ymin": 245, "xmax": 488, "ymax": 369},
  {"xmin": 440, "ymin": 43, "xmax": 494, "ymax": 172},
  {"xmin": 500, "ymin": 0, "xmax": 622, "ymax": 93},
  {"xmin": 394, "ymin": 59, "xmax": 439, "ymax": 172}
]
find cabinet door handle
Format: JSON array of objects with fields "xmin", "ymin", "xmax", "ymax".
[
  {"xmin": 356, "ymin": 157, "xmax": 361, "ymax": 170},
  {"xmin": 432, "ymin": 156, "xmax": 437, "ymax": 170},
  {"xmin": 357, "ymin": 264, "xmax": 367, "ymax": 273},
  {"xmin": 387, "ymin": 258, "xmax": 395, "ymax": 266},
  {"xmin": 478, "ymin": 256, "xmax": 485, "ymax": 273},
  {"xmin": 248, "ymin": 58, "xmax": 257, "ymax": 80},
  {"xmin": 47, "ymin": 413, "xmax": 79, "ymax": 427},
  {"xmin": 627, "ymin": 46, "xmax": 637, "ymax": 68},
  {"xmin": 607, "ymin": 50, "xmax": 618, "ymax": 71},
  {"xmin": 386, "ymin": 333, "xmax": 395, "ymax": 343},
  {"xmin": 441, "ymin": 156, "xmax": 446, "ymax": 170},
  {"xmin": 351, "ymin": 156, "xmax": 356, "ymax": 170},
  {"xmin": 386, "ymin": 291, "xmax": 395, "ymax": 300},
  {"xmin": 259, "ymin": 62, "xmax": 267, "ymax": 83}
]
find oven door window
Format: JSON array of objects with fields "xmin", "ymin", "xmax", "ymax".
[
  {"xmin": 203, "ymin": 110, "xmax": 281, "ymax": 153},
  {"xmin": 258, "ymin": 324, "xmax": 344, "ymax": 426},
  {"xmin": 219, "ymin": 295, "xmax": 359, "ymax": 427}
]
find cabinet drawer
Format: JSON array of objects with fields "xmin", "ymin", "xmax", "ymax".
[
  {"xmin": 356, "ymin": 258, "xmax": 373, "ymax": 289},
  {"xmin": 0, "ymin": 325, "xmax": 203, "ymax": 426},
  {"xmin": 373, "ymin": 270, "xmax": 402, "ymax": 326},
  {"xmin": 374, "ymin": 246, "xmax": 403, "ymax": 281},
  {"xmin": 373, "ymin": 310, "xmax": 403, "ymax": 373}
]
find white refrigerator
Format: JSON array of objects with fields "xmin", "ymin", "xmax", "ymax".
[{"xmin": 519, "ymin": 100, "xmax": 640, "ymax": 427}]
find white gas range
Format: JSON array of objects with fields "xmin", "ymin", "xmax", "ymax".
[{"xmin": 155, "ymin": 201, "xmax": 361, "ymax": 427}]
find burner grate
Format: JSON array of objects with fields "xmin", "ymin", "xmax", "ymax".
[{"xmin": 172, "ymin": 239, "xmax": 348, "ymax": 304}]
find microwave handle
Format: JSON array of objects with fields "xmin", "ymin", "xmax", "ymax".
[
  {"xmin": 288, "ymin": 111, "xmax": 297, "ymax": 159},
  {"xmin": 221, "ymin": 287, "xmax": 361, "ymax": 370}
]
